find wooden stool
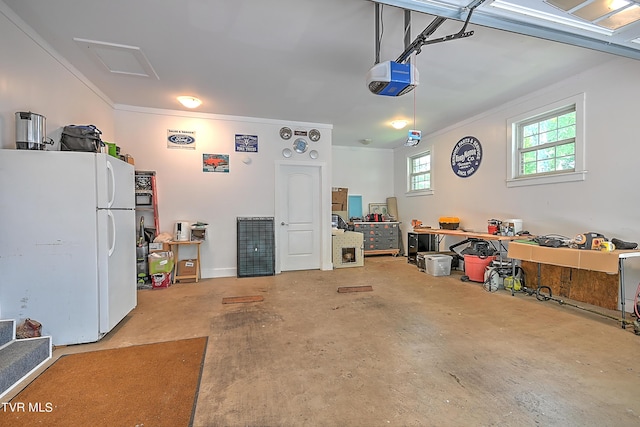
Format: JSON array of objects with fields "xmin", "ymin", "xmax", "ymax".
[{"xmin": 169, "ymin": 240, "xmax": 202, "ymax": 284}]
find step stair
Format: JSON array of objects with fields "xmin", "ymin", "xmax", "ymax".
[{"xmin": 0, "ymin": 319, "xmax": 52, "ymax": 399}]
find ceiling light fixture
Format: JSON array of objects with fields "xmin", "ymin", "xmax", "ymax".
[
  {"xmin": 177, "ymin": 96, "xmax": 202, "ymax": 108},
  {"xmin": 391, "ymin": 120, "xmax": 408, "ymax": 129}
]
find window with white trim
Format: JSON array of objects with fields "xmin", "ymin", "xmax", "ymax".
[
  {"xmin": 408, "ymin": 151, "xmax": 431, "ymax": 193},
  {"xmin": 519, "ymin": 106, "xmax": 575, "ymax": 175},
  {"xmin": 507, "ymin": 94, "xmax": 586, "ymax": 187}
]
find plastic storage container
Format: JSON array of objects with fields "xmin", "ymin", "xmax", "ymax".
[
  {"xmin": 416, "ymin": 253, "xmax": 427, "ymax": 272},
  {"xmin": 105, "ymin": 142, "xmax": 118, "ymax": 158},
  {"xmin": 426, "ymin": 254, "xmax": 453, "ymax": 276},
  {"xmin": 439, "ymin": 216, "xmax": 460, "ymax": 230}
]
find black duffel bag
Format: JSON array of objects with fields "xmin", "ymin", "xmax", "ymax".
[{"xmin": 60, "ymin": 125, "xmax": 103, "ymax": 152}]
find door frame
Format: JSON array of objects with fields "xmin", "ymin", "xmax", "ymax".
[{"xmin": 275, "ymin": 160, "xmax": 332, "ymax": 274}]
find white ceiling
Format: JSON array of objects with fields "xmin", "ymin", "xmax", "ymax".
[{"xmin": 2, "ymin": 0, "xmax": 629, "ymax": 149}]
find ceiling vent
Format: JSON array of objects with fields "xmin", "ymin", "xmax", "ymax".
[{"xmin": 74, "ymin": 38, "xmax": 159, "ymax": 79}]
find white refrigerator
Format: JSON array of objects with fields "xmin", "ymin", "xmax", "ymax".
[{"xmin": 0, "ymin": 150, "xmax": 137, "ymax": 345}]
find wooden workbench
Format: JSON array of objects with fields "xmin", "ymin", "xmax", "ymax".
[
  {"xmin": 411, "ymin": 227, "xmax": 521, "ymax": 242},
  {"xmin": 508, "ymin": 240, "xmax": 640, "ymax": 327},
  {"xmin": 411, "ymin": 228, "xmax": 521, "ymax": 256}
]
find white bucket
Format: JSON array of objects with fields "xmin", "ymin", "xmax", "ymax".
[{"xmin": 484, "ymin": 266, "xmax": 504, "ymax": 291}]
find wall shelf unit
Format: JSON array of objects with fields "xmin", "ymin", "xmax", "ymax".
[{"xmin": 135, "ymin": 170, "xmax": 159, "ymax": 240}]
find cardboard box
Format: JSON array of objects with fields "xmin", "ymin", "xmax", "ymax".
[
  {"xmin": 178, "ymin": 259, "xmax": 197, "ymax": 277},
  {"xmin": 332, "ymin": 187, "xmax": 348, "ymax": 211},
  {"xmin": 151, "ymin": 273, "xmax": 171, "ymax": 289},
  {"xmin": 148, "ymin": 251, "xmax": 174, "ymax": 274},
  {"xmin": 507, "ymin": 241, "xmax": 620, "ymax": 273},
  {"xmin": 149, "ymin": 242, "xmax": 170, "ymax": 253}
]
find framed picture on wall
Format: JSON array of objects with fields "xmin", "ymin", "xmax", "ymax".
[
  {"xmin": 235, "ymin": 134, "xmax": 258, "ymax": 152},
  {"xmin": 369, "ymin": 203, "xmax": 388, "ymax": 216},
  {"xmin": 348, "ymin": 195, "xmax": 363, "ymax": 219},
  {"xmin": 167, "ymin": 129, "xmax": 196, "ymax": 149},
  {"xmin": 203, "ymin": 154, "xmax": 229, "ymax": 173}
]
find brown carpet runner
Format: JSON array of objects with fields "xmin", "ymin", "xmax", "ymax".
[{"xmin": 0, "ymin": 337, "xmax": 208, "ymax": 427}]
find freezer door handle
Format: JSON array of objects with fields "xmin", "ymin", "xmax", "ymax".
[
  {"xmin": 108, "ymin": 210, "xmax": 116, "ymax": 256},
  {"xmin": 106, "ymin": 160, "xmax": 115, "ymax": 208}
]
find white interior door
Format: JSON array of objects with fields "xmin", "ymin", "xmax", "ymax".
[{"xmin": 277, "ymin": 164, "xmax": 321, "ymax": 271}]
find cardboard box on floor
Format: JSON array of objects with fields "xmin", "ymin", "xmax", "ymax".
[
  {"xmin": 151, "ymin": 273, "xmax": 171, "ymax": 289},
  {"xmin": 178, "ymin": 259, "xmax": 197, "ymax": 277},
  {"xmin": 332, "ymin": 187, "xmax": 348, "ymax": 212}
]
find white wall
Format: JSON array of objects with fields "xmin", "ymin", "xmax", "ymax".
[
  {"xmin": 4, "ymin": 0, "xmax": 639, "ymax": 307},
  {"xmin": 0, "ymin": 4, "xmax": 115, "ymax": 149},
  {"xmin": 393, "ymin": 56, "xmax": 640, "ymax": 310},
  {"xmin": 114, "ymin": 106, "xmax": 333, "ymax": 277},
  {"xmin": 0, "ymin": 1, "xmax": 336, "ymax": 280},
  {"xmin": 332, "ymin": 146, "xmax": 395, "ymax": 219}
]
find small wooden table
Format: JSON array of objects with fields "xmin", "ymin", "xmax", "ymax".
[{"xmin": 168, "ymin": 240, "xmax": 202, "ymax": 284}]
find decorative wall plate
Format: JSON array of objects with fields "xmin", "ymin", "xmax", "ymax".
[
  {"xmin": 279, "ymin": 127, "xmax": 292, "ymax": 140},
  {"xmin": 451, "ymin": 136, "xmax": 482, "ymax": 178},
  {"xmin": 293, "ymin": 138, "xmax": 308, "ymax": 153},
  {"xmin": 282, "ymin": 148, "xmax": 292, "ymax": 158},
  {"xmin": 309, "ymin": 129, "xmax": 321, "ymax": 142},
  {"xmin": 309, "ymin": 150, "xmax": 319, "ymax": 159}
]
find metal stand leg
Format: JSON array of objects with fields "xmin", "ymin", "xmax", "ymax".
[
  {"xmin": 537, "ymin": 263, "xmax": 541, "ymax": 289},
  {"xmin": 172, "ymin": 244, "xmax": 179, "ymax": 284},
  {"xmin": 619, "ymin": 258, "xmax": 626, "ymax": 329}
]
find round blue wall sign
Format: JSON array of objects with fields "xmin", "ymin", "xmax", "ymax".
[{"xmin": 451, "ymin": 136, "xmax": 482, "ymax": 178}]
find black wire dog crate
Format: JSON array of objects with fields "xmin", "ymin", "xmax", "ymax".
[{"xmin": 237, "ymin": 217, "xmax": 275, "ymax": 278}]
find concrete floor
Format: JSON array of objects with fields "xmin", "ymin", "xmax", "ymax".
[{"xmin": 8, "ymin": 256, "xmax": 640, "ymax": 426}]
